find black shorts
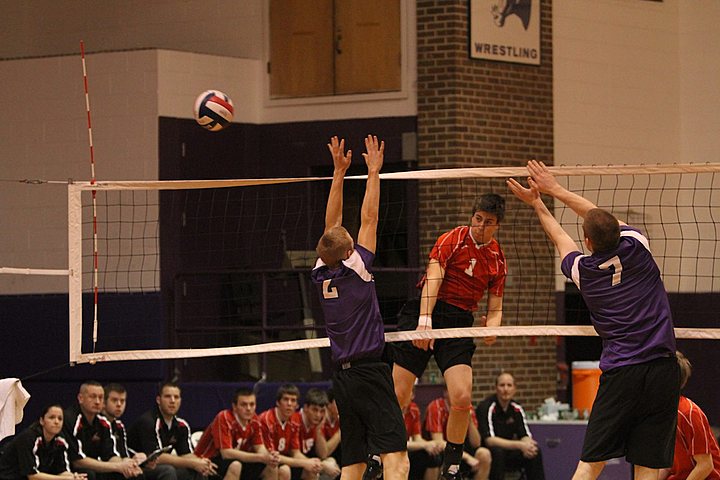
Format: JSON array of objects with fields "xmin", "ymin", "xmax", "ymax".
[
  {"xmin": 392, "ymin": 299, "xmax": 476, "ymax": 377},
  {"xmin": 333, "ymin": 360, "xmax": 407, "ymax": 466},
  {"xmin": 240, "ymin": 462, "xmax": 266, "ymax": 480},
  {"xmin": 581, "ymin": 355, "xmax": 680, "ymax": 468}
]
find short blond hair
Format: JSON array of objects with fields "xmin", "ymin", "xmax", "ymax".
[
  {"xmin": 677, "ymin": 351, "xmax": 692, "ymax": 389},
  {"xmin": 316, "ymin": 226, "xmax": 352, "ymax": 267}
]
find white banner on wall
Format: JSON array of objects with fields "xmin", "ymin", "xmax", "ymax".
[{"xmin": 469, "ymin": 0, "xmax": 541, "ymax": 65}]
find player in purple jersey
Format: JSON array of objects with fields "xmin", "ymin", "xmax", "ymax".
[
  {"xmin": 311, "ymin": 135, "xmax": 409, "ymax": 480},
  {"xmin": 508, "ymin": 160, "xmax": 679, "ymax": 480}
]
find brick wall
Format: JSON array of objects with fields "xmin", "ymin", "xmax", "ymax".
[{"xmin": 416, "ymin": 0, "xmax": 557, "ymax": 411}]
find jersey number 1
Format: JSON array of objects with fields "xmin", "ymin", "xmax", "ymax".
[
  {"xmin": 323, "ymin": 279, "xmax": 339, "ymax": 299},
  {"xmin": 598, "ymin": 255, "xmax": 623, "ymax": 286}
]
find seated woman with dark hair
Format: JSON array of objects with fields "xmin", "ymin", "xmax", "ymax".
[{"xmin": 0, "ymin": 404, "xmax": 87, "ymax": 480}]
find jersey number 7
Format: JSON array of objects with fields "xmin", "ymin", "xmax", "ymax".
[{"xmin": 598, "ymin": 255, "xmax": 623, "ymax": 286}]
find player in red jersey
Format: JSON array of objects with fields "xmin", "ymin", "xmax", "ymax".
[
  {"xmin": 258, "ymin": 385, "xmax": 322, "ymax": 480},
  {"xmin": 425, "ymin": 390, "xmax": 491, "ymax": 480},
  {"xmin": 392, "ymin": 194, "xmax": 506, "ymax": 480},
  {"xmin": 194, "ymin": 388, "xmax": 279, "ymax": 480},
  {"xmin": 290, "ymin": 389, "xmax": 340, "ymax": 480}
]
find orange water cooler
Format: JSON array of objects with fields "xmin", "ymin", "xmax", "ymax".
[{"xmin": 571, "ymin": 361, "xmax": 601, "ymax": 416}]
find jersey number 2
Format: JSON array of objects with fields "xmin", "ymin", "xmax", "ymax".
[
  {"xmin": 598, "ymin": 255, "xmax": 623, "ymax": 286},
  {"xmin": 323, "ymin": 279, "xmax": 339, "ymax": 299}
]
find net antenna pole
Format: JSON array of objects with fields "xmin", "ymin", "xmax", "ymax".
[{"xmin": 80, "ymin": 40, "xmax": 100, "ymax": 354}]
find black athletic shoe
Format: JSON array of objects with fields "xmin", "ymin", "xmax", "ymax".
[{"xmin": 362, "ymin": 455, "xmax": 383, "ymax": 480}]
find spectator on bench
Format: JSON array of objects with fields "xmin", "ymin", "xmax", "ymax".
[
  {"xmin": 128, "ymin": 382, "xmax": 217, "ymax": 480},
  {"xmin": 64, "ymin": 381, "xmax": 142, "ymax": 480},
  {"xmin": 194, "ymin": 388, "xmax": 279, "ymax": 480},
  {"xmin": 320, "ymin": 389, "xmax": 341, "ymax": 474},
  {"xmin": 257, "ymin": 385, "xmax": 321, "ymax": 480},
  {"xmin": 476, "ymin": 373, "xmax": 544, "ymax": 480},
  {"xmin": 0, "ymin": 404, "xmax": 85, "ymax": 480},
  {"xmin": 102, "ymin": 383, "xmax": 175, "ymax": 480},
  {"xmin": 403, "ymin": 391, "xmax": 443, "ymax": 480},
  {"xmin": 290, "ymin": 389, "xmax": 340, "ymax": 480}
]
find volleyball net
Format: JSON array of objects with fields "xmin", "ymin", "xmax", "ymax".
[{"xmin": 33, "ymin": 162, "xmax": 715, "ymax": 366}]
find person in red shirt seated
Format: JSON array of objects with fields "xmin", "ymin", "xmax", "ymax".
[
  {"xmin": 321, "ymin": 389, "xmax": 341, "ymax": 471},
  {"xmin": 258, "ymin": 385, "xmax": 322, "ymax": 480},
  {"xmin": 403, "ymin": 389, "xmax": 443, "ymax": 480},
  {"xmin": 194, "ymin": 388, "xmax": 280, "ymax": 480},
  {"xmin": 425, "ymin": 389, "xmax": 491, "ymax": 480},
  {"xmin": 661, "ymin": 352, "xmax": 720, "ymax": 480},
  {"xmin": 290, "ymin": 389, "xmax": 340, "ymax": 480}
]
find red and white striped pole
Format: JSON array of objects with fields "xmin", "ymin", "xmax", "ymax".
[{"xmin": 80, "ymin": 40, "xmax": 100, "ymax": 352}]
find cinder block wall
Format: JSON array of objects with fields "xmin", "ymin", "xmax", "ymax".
[{"xmin": 415, "ymin": 0, "xmax": 557, "ymax": 410}]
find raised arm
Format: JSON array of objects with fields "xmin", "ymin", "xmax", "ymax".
[
  {"xmin": 413, "ymin": 259, "xmax": 446, "ymax": 351},
  {"xmin": 357, "ymin": 135, "xmax": 384, "ymax": 253},
  {"xmin": 507, "ymin": 177, "xmax": 579, "ymax": 260},
  {"xmin": 324, "ymin": 136, "xmax": 352, "ymax": 232}
]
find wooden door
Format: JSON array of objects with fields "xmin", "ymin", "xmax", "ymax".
[
  {"xmin": 269, "ymin": 0, "xmax": 334, "ymax": 98},
  {"xmin": 334, "ymin": 0, "xmax": 401, "ymax": 94}
]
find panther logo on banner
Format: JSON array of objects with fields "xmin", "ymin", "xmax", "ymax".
[{"xmin": 469, "ymin": 0, "xmax": 541, "ymax": 65}]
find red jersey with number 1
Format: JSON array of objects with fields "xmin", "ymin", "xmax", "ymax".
[
  {"xmin": 427, "ymin": 226, "xmax": 506, "ymax": 311},
  {"xmin": 194, "ymin": 409, "xmax": 264, "ymax": 458},
  {"xmin": 257, "ymin": 408, "xmax": 299, "ymax": 455}
]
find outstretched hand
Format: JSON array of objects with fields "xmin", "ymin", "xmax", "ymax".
[
  {"xmin": 327, "ymin": 136, "xmax": 352, "ymax": 172},
  {"xmin": 362, "ymin": 134, "xmax": 384, "ymax": 174},
  {"xmin": 526, "ymin": 160, "xmax": 559, "ymax": 194},
  {"xmin": 507, "ymin": 177, "xmax": 540, "ymax": 205}
]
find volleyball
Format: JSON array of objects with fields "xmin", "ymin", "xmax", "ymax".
[{"xmin": 193, "ymin": 90, "xmax": 234, "ymax": 131}]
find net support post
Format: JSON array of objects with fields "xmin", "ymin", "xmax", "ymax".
[{"xmin": 68, "ymin": 183, "xmax": 83, "ymax": 364}]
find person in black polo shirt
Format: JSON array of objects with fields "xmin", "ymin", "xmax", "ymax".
[
  {"xmin": 476, "ymin": 373, "xmax": 544, "ymax": 480},
  {"xmin": 102, "ymin": 384, "xmax": 175, "ymax": 480},
  {"xmin": 64, "ymin": 381, "xmax": 142, "ymax": 480},
  {"xmin": 128, "ymin": 382, "xmax": 216, "ymax": 480},
  {"xmin": 0, "ymin": 404, "xmax": 85, "ymax": 480}
]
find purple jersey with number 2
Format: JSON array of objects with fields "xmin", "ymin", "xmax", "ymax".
[
  {"xmin": 561, "ymin": 225, "xmax": 676, "ymax": 371},
  {"xmin": 311, "ymin": 244, "xmax": 385, "ymax": 364}
]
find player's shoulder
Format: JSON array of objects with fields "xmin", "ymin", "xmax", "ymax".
[
  {"xmin": 96, "ymin": 414, "xmax": 113, "ymax": 430},
  {"xmin": 175, "ymin": 416, "xmax": 191, "ymax": 431},
  {"xmin": 436, "ymin": 226, "xmax": 469, "ymax": 244},
  {"xmin": 289, "ymin": 411, "xmax": 303, "ymax": 425}
]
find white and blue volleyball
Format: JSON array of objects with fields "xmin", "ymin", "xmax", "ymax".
[{"xmin": 193, "ymin": 90, "xmax": 234, "ymax": 131}]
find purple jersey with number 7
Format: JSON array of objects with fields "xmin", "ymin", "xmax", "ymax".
[
  {"xmin": 311, "ymin": 243, "xmax": 385, "ymax": 364},
  {"xmin": 561, "ymin": 225, "xmax": 676, "ymax": 371}
]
